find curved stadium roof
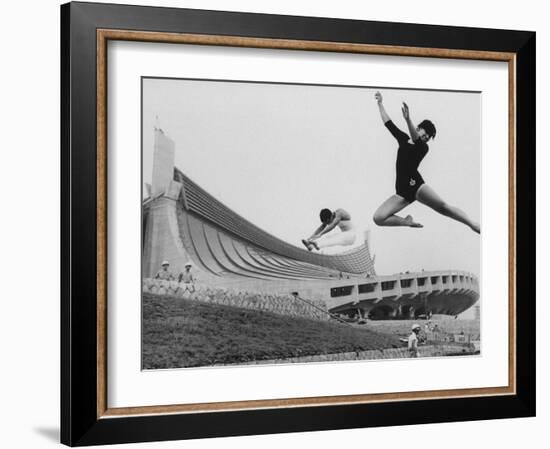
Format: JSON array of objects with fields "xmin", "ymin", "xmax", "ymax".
[{"xmin": 173, "ymin": 168, "xmax": 376, "ymax": 277}]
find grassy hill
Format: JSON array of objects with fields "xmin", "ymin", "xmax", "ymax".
[{"xmin": 142, "ymin": 294, "xmax": 401, "ymax": 369}]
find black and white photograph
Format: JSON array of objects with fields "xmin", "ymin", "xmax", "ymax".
[
  {"xmin": 141, "ymin": 77, "xmax": 481, "ymax": 370},
  {"xmin": 0, "ymin": 0, "xmax": 542, "ymax": 446}
]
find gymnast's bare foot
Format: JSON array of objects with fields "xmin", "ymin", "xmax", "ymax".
[{"xmin": 404, "ymin": 215, "xmax": 423, "ymax": 228}]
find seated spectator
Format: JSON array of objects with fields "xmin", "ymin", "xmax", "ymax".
[{"xmin": 155, "ymin": 260, "xmax": 174, "ymax": 281}]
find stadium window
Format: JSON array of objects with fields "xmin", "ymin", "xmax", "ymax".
[
  {"xmin": 330, "ymin": 285, "xmax": 354, "ymax": 298},
  {"xmin": 358, "ymin": 283, "xmax": 376, "ymax": 294},
  {"xmin": 417, "ymin": 277, "xmax": 427, "ymax": 286},
  {"xmin": 400, "ymin": 279, "xmax": 413, "ymax": 288},
  {"xmin": 442, "ymin": 276, "xmax": 448, "ymax": 284},
  {"xmin": 430, "ymin": 276, "xmax": 439, "ymax": 284},
  {"xmin": 381, "ymin": 281, "xmax": 396, "ymax": 291},
  {"xmin": 342, "ymin": 285, "xmax": 353, "ymax": 295}
]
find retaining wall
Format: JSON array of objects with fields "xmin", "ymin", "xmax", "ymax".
[{"xmin": 143, "ymin": 278, "xmax": 330, "ymax": 321}]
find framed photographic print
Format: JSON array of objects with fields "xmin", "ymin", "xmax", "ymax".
[{"xmin": 61, "ymin": 1, "xmax": 535, "ymax": 446}]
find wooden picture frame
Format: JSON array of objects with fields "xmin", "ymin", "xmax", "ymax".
[{"xmin": 61, "ymin": 1, "xmax": 535, "ymax": 446}]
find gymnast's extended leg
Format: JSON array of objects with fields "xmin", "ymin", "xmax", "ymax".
[{"xmin": 415, "ymin": 184, "xmax": 480, "ymax": 233}]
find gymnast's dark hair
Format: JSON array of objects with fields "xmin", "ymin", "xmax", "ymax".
[
  {"xmin": 418, "ymin": 119, "xmax": 436, "ymax": 139},
  {"xmin": 320, "ymin": 208, "xmax": 333, "ymax": 223}
]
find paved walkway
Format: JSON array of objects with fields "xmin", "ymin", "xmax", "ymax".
[{"xmin": 216, "ymin": 344, "xmax": 478, "ymax": 366}]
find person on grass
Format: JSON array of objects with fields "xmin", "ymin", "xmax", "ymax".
[
  {"xmin": 372, "ymin": 91, "xmax": 480, "ymax": 234},
  {"xmin": 408, "ymin": 324, "xmax": 421, "ymax": 358},
  {"xmin": 178, "ymin": 261, "xmax": 196, "ymax": 293},
  {"xmin": 154, "ymin": 260, "xmax": 175, "ymax": 281}
]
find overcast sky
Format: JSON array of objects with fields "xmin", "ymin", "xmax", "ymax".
[{"xmin": 142, "ymin": 78, "xmax": 480, "ymax": 278}]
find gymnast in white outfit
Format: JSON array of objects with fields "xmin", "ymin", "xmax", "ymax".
[{"xmin": 302, "ymin": 208, "xmax": 356, "ymax": 251}]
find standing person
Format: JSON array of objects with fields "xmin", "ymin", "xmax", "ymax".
[
  {"xmin": 372, "ymin": 91, "xmax": 480, "ymax": 234},
  {"xmin": 302, "ymin": 208, "xmax": 356, "ymax": 251},
  {"xmin": 178, "ymin": 262, "xmax": 196, "ymax": 293},
  {"xmin": 408, "ymin": 324, "xmax": 421, "ymax": 358},
  {"xmin": 154, "ymin": 260, "xmax": 174, "ymax": 281},
  {"xmin": 424, "ymin": 321, "xmax": 433, "ymax": 343}
]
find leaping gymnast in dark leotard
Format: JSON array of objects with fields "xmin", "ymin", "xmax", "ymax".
[{"xmin": 372, "ymin": 91, "xmax": 480, "ymax": 234}]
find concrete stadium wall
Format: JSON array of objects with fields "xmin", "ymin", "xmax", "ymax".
[{"xmin": 143, "ymin": 278, "xmax": 330, "ymax": 321}]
